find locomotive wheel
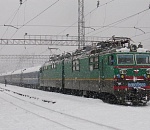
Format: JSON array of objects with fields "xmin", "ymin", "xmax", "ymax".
[{"xmin": 102, "ymin": 93, "xmax": 118, "ymax": 104}]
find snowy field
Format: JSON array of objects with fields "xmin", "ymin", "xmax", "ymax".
[{"xmin": 0, "ymin": 84, "xmax": 150, "ymax": 130}]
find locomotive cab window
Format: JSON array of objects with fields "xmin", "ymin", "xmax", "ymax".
[
  {"xmin": 117, "ymin": 54, "xmax": 134, "ymax": 65},
  {"xmin": 72, "ymin": 59, "xmax": 80, "ymax": 71},
  {"xmin": 136, "ymin": 54, "xmax": 150, "ymax": 65}
]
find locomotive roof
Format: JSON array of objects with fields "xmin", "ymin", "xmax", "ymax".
[{"xmin": 41, "ymin": 37, "xmax": 149, "ymax": 65}]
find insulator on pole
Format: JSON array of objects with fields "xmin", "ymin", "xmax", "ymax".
[
  {"xmin": 97, "ymin": 1, "xmax": 100, "ymax": 8},
  {"xmin": 20, "ymin": 0, "xmax": 22, "ymax": 5}
]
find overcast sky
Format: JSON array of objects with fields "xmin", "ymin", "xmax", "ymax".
[
  {"xmin": 0, "ymin": 0, "xmax": 150, "ymax": 71},
  {"xmin": 0, "ymin": 0, "xmax": 150, "ymax": 49}
]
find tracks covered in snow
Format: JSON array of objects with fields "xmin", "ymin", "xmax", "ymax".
[
  {"xmin": 1, "ymin": 84, "xmax": 150, "ymax": 130},
  {"xmin": 0, "ymin": 86, "xmax": 120, "ymax": 130}
]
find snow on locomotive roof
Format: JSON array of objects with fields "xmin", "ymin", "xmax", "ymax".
[
  {"xmin": 137, "ymin": 48, "xmax": 149, "ymax": 52},
  {"xmin": 116, "ymin": 47, "xmax": 130, "ymax": 52},
  {"xmin": 0, "ymin": 66, "xmax": 41, "ymax": 76},
  {"xmin": 116, "ymin": 47, "xmax": 149, "ymax": 53}
]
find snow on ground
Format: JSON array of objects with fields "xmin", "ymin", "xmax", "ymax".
[{"xmin": 0, "ymin": 84, "xmax": 150, "ymax": 130}]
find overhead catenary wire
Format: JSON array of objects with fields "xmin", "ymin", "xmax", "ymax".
[
  {"xmin": 11, "ymin": 0, "xmax": 60, "ymax": 61},
  {"xmin": 3, "ymin": 0, "xmax": 28, "ymax": 27},
  {"xmin": 131, "ymin": 31, "xmax": 150, "ymax": 38},
  {"xmin": 0, "ymin": 0, "xmax": 28, "ymax": 55},
  {"xmin": 57, "ymin": 0, "xmax": 116, "ymax": 35},
  {"xmin": 129, "ymin": 31, "xmax": 150, "ymax": 44},
  {"xmin": 86, "ymin": 8, "xmax": 150, "ymax": 36},
  {"xmin": 0, "ymin": 3, "xmax": 22, "ymax": 54},
  {"xmin": 85, "ymin": 0, "xmax": 116, "ymax": 19},
  {"xmin": 133, "ymin": 10, "xmax": 149, "ymax": 36},
  {"xmin": 2, "ymin": 0, "xmax": 28, "ymax": 39},
  {"xmin": 1, "ymin": 5, "xmax": 21, "ymax": 39},
  {"xmin": 23, "ymin": 0, "xmax": 28, "ymax": 24},
  {"xmin": 134, "ymin": 27, "xmax": 145, "ymax": 34},
  {"xmin": 10, "ymin": 0, "xmax": 60, "ymax": 39},
  {"xmin": 2, "ymin": 24, "xmax": 150, "ymax": 29},
  {"xmin": 102, "ymin": 2, "xmax": 107, "ymax": 30},
  {"xmin": 131, "ymin": 32, "xmax": 150, "ymax": 45}
]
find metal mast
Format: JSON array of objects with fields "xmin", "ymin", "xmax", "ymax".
[{"xmin": 78, "ymin": 0, "xmax": 85, "ymax": 49}]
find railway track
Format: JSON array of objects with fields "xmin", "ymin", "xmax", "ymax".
[{"xmin": 0, "ymin": 86, "xmax": 121, "ymax": 130}]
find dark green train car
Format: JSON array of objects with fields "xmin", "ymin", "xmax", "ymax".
[
  {"xmin": 40, "ymin": 60, "xmax": 63, "ymax": 91},
  {"xmin": 40, "ymin": 38, "xmax": 150, "ymax": 105},
  {"xmin": 63, "ymin": 54, "xmax": 114, "ymax": 96}
]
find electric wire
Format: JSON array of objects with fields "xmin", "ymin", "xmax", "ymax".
[
  {"xmin": 23, "ymin": 0, "xmax": 28, "ymax": 24},
  {"xmin": 0, "ymin": 0, "xmax": 28, "ymax": 55},
  {"xmin": 57, "ymin": 0, "xmax": 116, "ymax": 35},
  {"xmin": 86, "ymin": 8, "xmax": 150, "ymax": 36},
  {"xmin": 134, "ymin": 11, "xmax": 149, "ymax": 36},
  {"xmin": 131, "ymin": 31, "xmax": 150, "ymax": 38},
  {"xmin": 129, "ymin": 31, "xmax": 150, "ymax": 44},
  {"xmin": 1, "ymin": 5, "xmax": 21, "ymax": 39},
  {"xmin": 10, "ymin": 0, "xmax": 60, "ymax": 38},
  {"xmin": 102, "ymin": 3, "xmax": 107, "ymax": 31},
  {"xmin": 85, "ymin": 0, "xmax": 116, "ymax": 18},
  {"xmin": 2, "ymin": 0, "xmax": 28, "ymax": 39},
  {"xmin": 2, "ymin": 0, "xmax": 28, "ymax": 27},
  {"xmin": 87, "ymin": 12, "xmax": 92, "ymax": 34},
  {"xmin": 9, "ymin": 0, "xmax": 61, "ymax": 62},
  {"xmin": 2, "ymin": 24, "xmax": 150, "ymax": 29}
]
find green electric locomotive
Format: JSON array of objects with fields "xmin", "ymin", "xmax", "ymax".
[{"xmin": 40, "ymin": 37, "xmax": 150, "ymax": 105}]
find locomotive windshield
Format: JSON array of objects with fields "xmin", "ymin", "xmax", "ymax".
[
  {"xmin": 136, "ymin": 54, "xmax": 150, "ymax": 65},
  {"xmin": 117, "ymin": 54, "xmax": 150, "ymax": 65},
  {"xmin": 117, "ymin": 54, "xmax": 134, "ymax": 65}
]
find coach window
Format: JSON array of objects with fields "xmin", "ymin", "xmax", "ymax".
[
  {"xmin": 89, "ymin": 56, "xmax": 99, "ymax": 71},
  {"xmin": 72, "ymin": 59, "xmax": 80, "ymax": 71},
  {"xmin": 108, "ymin": 55, "xmax": 114, "ymax": 65}
]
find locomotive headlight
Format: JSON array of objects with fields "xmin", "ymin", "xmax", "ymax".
[
  {"xmin": 146, "ymin": 68, "xmax": 150, "ymax": 74},
  {"xmin": 119, "ymin": 69, "xmax": 127, "ymax": 74},
  {"xmin": 121, "ymin": 75, "xmax": 124, "ymax": 78}
]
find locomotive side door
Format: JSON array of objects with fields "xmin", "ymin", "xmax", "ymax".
[
  {"xmin": 62, "ymin": 59, "xmax": 65, "ymax": 91},
  {"xmin": 100, "ymin": 57, "xmax": 104, "ymax": 89}
]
